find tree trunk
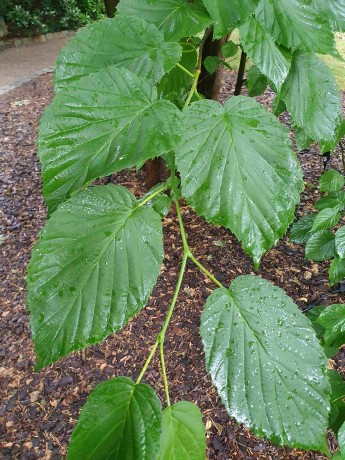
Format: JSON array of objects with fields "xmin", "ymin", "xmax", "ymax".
[
  {"xmin": 104, "ymin": 0, "xmax": 118, "ymax": 18},
  {"xmin": 197, "ymin": 29, "xmax": 222, "ymax": 99},
  {"xmin": 234, "ymin": 51, "xmax": 247, "ymax": 96}
]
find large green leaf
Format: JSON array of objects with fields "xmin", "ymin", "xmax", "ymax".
[
  {"xmin": 200, "ymin": 275, "xmax": 330, "ymax": 452},
  {"xmin": 117, "ymin": 0, "xmax": 211, "ymax": 41},
  {"xmin": 158, "ymin": 401, "xmax": 206, "ymax": 459},
  {"xmin": 175, "ymin": 96, "xmax": 303, "ymax": 267},
  {"xmin": 55, "ymin": 16, "xmax": 182, "ymax": 89},
  {"xmin": 305, "ymin": 229, "xmax": 336, "ymax": 261},
  {"xmin": 330, "ymin": 257, "xmax": 345, "ymax": 285},
  {"xmin": 336, "ymin": 226, "xmax": 345, "ymax": 258},
  {"xmin": 27, "ymin": 185, "xmax": 164, "ymax": 368},
  {"xmin": 239, "ymin": 15, "xmax": 291, "ymax": 90},
  {"xmin": 315, "ymin": 0, "xmax": 345, "ymax": 32},
  {"xmin": 68, "ymin": 377, "xmax": 162, "ymax": 460},
  {"xmin": 320, "ymin": 170, "xmax": 345, "ymax": 193},
  {"xmin": 202, "ymin": 0, "xmax": 258, "ymax": 38},
  {"xmin": 289, "ymin": 214, "xmax": 316, "ymax": 244},
  {"xmin": 39, "ymin": 67, "xmax": 181, "ymax": 212},
  {"xmin": 328, "ymin": 369, "xmax": 345, "ymax": 434},
  {"xmin": 317, "ymin": 304, "xmax": 345, "ymax": 351},
  {"xmin": 255, "ymin": 0, "xmax": 338, "ymax": 55},
  {"xmin": 281, "ymin": 52, "xmax": 342, "ymax": 143}
]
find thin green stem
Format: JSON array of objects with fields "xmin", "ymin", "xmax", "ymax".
[
  {"xmin": 183, "ymin": 69, "xmax": 201, "ymax": 110},
  {"xmin": 176, "ymin": 62, "xmax": 195, "ymax": 78},
  {"xmin": 160, "ymin": 338, "xmax": 171, "ymax": 406},
  {"xmin": 188, "ymin": 251, "xmax": 224, "ymax": 289},
  {"xmin": 139, "ymin": 183, "xmax": 168, "ymax": 207},
  {"xmin": 136, "ymin": 340, "xmax": 159, "ymax": 384}
]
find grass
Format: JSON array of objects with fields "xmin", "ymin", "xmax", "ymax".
[{"xmin": 228, "ymin": 31, "xmax": 345, "ymax": 90}]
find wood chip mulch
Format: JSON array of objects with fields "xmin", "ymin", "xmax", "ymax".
[{"xmin": 0, "ymin": 72, "xmax": 344, "ymax": 460}]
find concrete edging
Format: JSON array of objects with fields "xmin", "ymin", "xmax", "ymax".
[
  {"xmin": 0, "ymin": 29, "xmax": 75, "ymax": 52},
  {"xmin": 0, "ymin": 66, "xmax": 55, "ymax": 97}
]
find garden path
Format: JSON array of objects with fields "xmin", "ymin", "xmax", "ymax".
[{"xmin": 0, "ymin": 35, "xmax": 71, "ymax": 96}]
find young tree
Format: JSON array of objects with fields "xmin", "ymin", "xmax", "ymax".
[{"xmin": 27, "ymin": 0, "xmax": 345, "ymax": 458}]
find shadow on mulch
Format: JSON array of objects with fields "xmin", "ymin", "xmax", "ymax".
[{"xmin": 0, "ymin": 72, "xmax": 344, "ymax": 460}]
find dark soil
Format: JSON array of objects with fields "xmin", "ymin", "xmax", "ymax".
[{"xmin": 0, "ymin": 71, "xmax": 344, "ymax": 460}]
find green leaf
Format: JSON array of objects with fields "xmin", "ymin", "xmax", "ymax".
[
  {"xmin": 305, "ymin": 229, "xmax": 336, "ymax": 261},
  {"xmin": 315, "ymin": 0, "xmax": 345, "ymax": 32},
  {"xmin": 338, "ymin": 422, "xmax": 345, "ymax": 458},
  {"xmin": 315, "ymin": 191, "xmax": 345, "ymax": 212},
  {"xmin": 272, "ymin": 95, "xmax": 286, "ymax": 117},
  {"xmin": 117, "ymin": 0, "xmax": 211, "ymax": 41},
  {"xmin": 317, "ymin": 304, "xmax": 345, "ymax": 351},
  {"xmin": 200, "ymin": 275, "xmax": 330, "ymax": 452},
  {"xmin": 255, "ymin": 0, "xmax": 338, "ymax": 55},
  {"xmin": 328, "ymin": 369, "xmax": 345, "ymax": 434},
  {"xmin": 204, "ymin": 56, "xmax": 222, "ymax": 75},
  {"xmin": 68, "ymin": 376, "xmax": 162, "ymax": 460},
  {"xmin": 290, "ymin": 214, "xmax": 316, "ymax": 244},
  {"xmin": 305, "ymin": 306, "xmax": 327, "ymax": 338},
  {"xmin": 27, "ymin": 185, "xmax": 164, "ymax": 369},
  {"xmin": 320, "ymin": 119, "xmax": 345, "ymax": 153},
  {"xmin": 55, "ymin": 16, "xmax": 182, "ymax": 89},
  {"xmin": 151, "ymin": 194, "xmax": 172, "ymax": 217},
  {"xmin": 336, "ymin": 226, "xmax": 345, "ymax": 258},
  {"xmin": 245, "ymin": 65, "xmax": 268, "ymax": 97},
  {"xmin": 158, "ymin": 401, "xmax": 206, "ymax": 460},
  {"xmin": 175, "ymin": 96, "xmax": 303, "ymax": 267},
  {"xmin": 39, "ymin": 67, "xmax": 181, "ymax": 212},
  {"xmin": 202, "ymin": 0, "xmax": 258, "ymax": 38},
  {"xmin": 330, "ymin": 257, "xmax": 345, "ymax": 285},
  {"xmin": 158, "ymin": 43, "xmax": 197, "ymax": 107},
  {"xmin": 294, "ymin": 127, "xmax": 313, "ymax": 151},
  {"xmin": 320, "ymin": 170, "xmax": 345, "ymax": 193},
  {"xmin": 281, "ymin": 52, "xmax": 342, "ymax": 143},
  {"xmin": 239, "ymin": 15, "xmax": 291, "ymax": 90},
  {"xmin": 311, "ymin": 208, "xmax": 341, "ymax": 232},
  {"xmin": 221, "ymin": 41, "xmax": 239, "ymax": 58}
]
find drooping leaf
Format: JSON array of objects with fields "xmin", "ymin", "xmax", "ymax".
[
  {"xmin": 290, "ymin": 214, "xmax": 316, "ymax": 244},
  {"xmin": 320, "ymin": 170, "xmax": 345, "ymax": 193},
  {"xmin": 158, "ymin": 43, "xmax": 197, "ymax": 107},
  {"xmin": 305, "ymin": 306, "xmax": 339, "ymax": 357},
  {"xmin": 158, "ymin": 401, "xmax": 206, "ymax": 460},
  {"xmin": 320, "ymin": 120, "xmax": 345, "ymax": 153},
  {"xmin": 117, "ymin": 0, "xmax": 211, "ymax": 41},
  {"xmin": 245, "ymin": 65, "xmax": 268, "ymax": 97},
  {"xmin": 336, "ymin": 226, "xmax": 345, "ymax": 258},
  {"xmin": 39, "ymin": 67, "xmax": 181, "ymax": 212},
  {"xmin": 175, "ymin": 96, "xmax": 303, "ymax": 267},
  {"xmin": 221, "ymin": 41, "xmax": 239, "ymax": 58},
  {"xmin": 305, "ymin": 230, "xmax": 336, "ymax": 261},
  {"xmin": 200, "ymin": 275, "xmax": 330, "ymax": 452},
  {"xmin": 68, "ymin": 377, "xmax": 162, "ymax": 460},
  {"xmin": 27, "ymin": 185, "xmax": 164, "ymax": 368},
  {"xmin": 55, "ymin": 16, "xmax": 182, "ymax": 89},
  {"xmin": 204, "ymin": 56, "xmax": 222, "ymax": 75},
  {"xmin": 315, "ymin": 0, "xmax": 345, "ymax": 32},
  {"xmin": 239, "ymin": 15, "xmax": 291, "ymax": 90},
  {"xmin": 281, "ymin": 52, "xmax": 342, "ymax": 143},
  {"xmin": 202, "ymin": 0, "xmax": 258, "ymax": 38},
  {"xmin": 150, "ymin": 194, "xmax": 172, "ymax": 217},
  {"xmin": 330, "ymin": 257, "xmax": 345, "ymax": 286},
  {"xmin": 328, "ymin": 369, "xmax": 345, "ymax": 434},
  {"xmin": 311, "ymin": 208, "xmax": 341, "ymax": 232},
  {"xmin": 315, "ymin": 191, "xmax": 345, "ymax": 212},
  {"xmin": 255, "ymin": 0, "xmax": 338, "ymax": 55},
  {"xmin": 317, "ymin": 304, "xmax": 345, "ymax": 351},
  {"xmin": 272, "ymin": 95, "xmax": 287, "ymax": 117},
  {"xmin": 294, "ymin": 127, "xmax": 313, "ymax": 151}
]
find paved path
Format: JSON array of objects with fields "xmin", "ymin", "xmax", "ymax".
[{"xmin": 0, "ymin": 35, "xmax": 72, "ymax": 96}]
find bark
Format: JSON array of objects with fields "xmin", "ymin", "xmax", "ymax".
[
  {"xmin": 145, "ymin": 159, "xmax": 165, "ymax": 189},
  {"xmin": 234, "ymin": 51, "xmax": 247, "ymax": 96},
  {"xmin": 103, "ymin": 0, "xmax": 118, "ymax": 18}
]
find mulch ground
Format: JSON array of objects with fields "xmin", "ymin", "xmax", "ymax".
[{"xmin": 0, "ymin": 71, "xmax": 344, "ymax": 460}]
